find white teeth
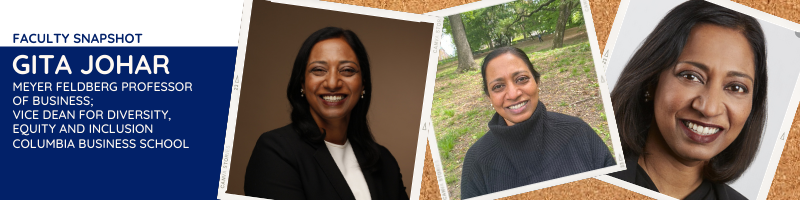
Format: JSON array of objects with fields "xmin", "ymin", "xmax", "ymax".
[
  {"xmin": 322, "ymin": 95, "xmax": 344, "ymax": 102},
  {"xmin": 508, "ymin": 101, "xmax": 527, "ymax": 109},
  {"xmin": 684, "ymin": 121, "xmax": 720, "ymax": 136}
]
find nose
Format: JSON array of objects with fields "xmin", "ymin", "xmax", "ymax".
[
  {"xmin": 506, "ymin": 83, "xmax": 522, "ymax": 101},
  {"xmin": 691, "ymin": 88, "xmax": 725, "ymax": 117},
  {"xmin": 322, "ymin": 70, "xmax": 342, "ymax": 91}
]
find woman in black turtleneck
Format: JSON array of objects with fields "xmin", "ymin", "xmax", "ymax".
[{"xmin": 460, "ymin": 46, "xmax": 615, "ymax": 199}]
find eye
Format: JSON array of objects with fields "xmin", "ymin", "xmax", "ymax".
[
  {"xmin": 310, "ymin": 67, "xmax": 327, "ymax": 76},
  {"xmin": 678, "ymin": 71, "xmax": 704, "ymax": 84},
  {"xmin": 725, "ymin": 84, "xmax": 749, "ymax": 94},
  {"xmin": 339, "ymin": 67, "xmax": 359, "ymax": 77},
  {"xmin": 491, "ymin": 84, "xmax": 505, "ymax": 92},
  {"xmin": 515, "ymin": 76, "xmax": 530, "ymax": 84}
]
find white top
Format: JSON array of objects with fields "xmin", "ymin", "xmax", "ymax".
[{"xmin": 324, "ymin": 140, "xmax": 372, "ymax": 200}]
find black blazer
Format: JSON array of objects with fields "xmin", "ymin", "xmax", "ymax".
[
  {"xmin": 609, "ymin": 154, "xmax": 746, "ymax": 200},
  {"xmin": 244, "ymin": 124, "xmax": 409, "ymax": 200}
]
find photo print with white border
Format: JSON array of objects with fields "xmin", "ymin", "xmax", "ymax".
[
  {"xmin": 217, "ymin": 0, "xmax": 442, "ymax": 199},
  {"xmin": 597, "ymin": 0, "xmax": 800, "ymax": 199},
  {"xmin": 424, "ymin": 0, "xmax": 625, "ymax": 199}
]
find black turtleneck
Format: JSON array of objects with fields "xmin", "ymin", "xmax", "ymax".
[{"xmin": 460, "ymin": 101, "xmax": 615, "ymax": 199}]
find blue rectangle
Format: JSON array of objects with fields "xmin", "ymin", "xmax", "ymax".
[{"xmin": 2, "ymin": 47, "xmax": 237, "ymax": 199}]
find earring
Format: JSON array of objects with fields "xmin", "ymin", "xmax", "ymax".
[
  {"xmin": 300, "ymin": 88, "xmax": 304, "ymax": 97},
  {"xmin": 361, "ymin": 90, "xmax": 365, "ymax": 99},
  {"xmin": 644, "ymin": 91, "xmax": 650, "ymax": 102}
]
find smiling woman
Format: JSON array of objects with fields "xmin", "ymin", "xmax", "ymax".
[
  {"xmin": 459, "ymin": 47, "xmax": 614, "ymax": 199},
  {"xmin": 654, "ymin": 24, "xmax": 756, "ymax": 160},
  {"xmin": 243, "ymin": 27, "xmax": 408, "ymax": 200},
  {"xmin": 608, "ymin": 1, "xmax": 767, "ymax": 200},
  {"xmin": 304, "ymin": 37, "xmax": 365, "ymax": 145}
]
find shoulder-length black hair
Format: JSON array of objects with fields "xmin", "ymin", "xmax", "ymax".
[
  {"xmin": 286, "ymin": 27, "xmax": 380, "ymax": 169},
  {"xmin": 480, "ymin": 46, "xmax": 541, "ymax": 96},
  {"xmin": 611, "ymin": 0, "xmax": 767, "ymax": 183}
]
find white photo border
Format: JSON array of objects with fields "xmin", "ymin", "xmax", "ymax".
[
  {"xmin": 217, "ymin": 0, "xmax": 439, "ymax": 199},
  {"xmin": 423, "ymin": 0, "xmax": 626, "ymax": 199},
  {"xmin": 598, "ymin": 0, "xmax": 800, "ymax": 200}
]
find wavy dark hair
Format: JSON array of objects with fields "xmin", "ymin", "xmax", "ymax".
[
  {"xmin": 286, "ymin": 27, "xmax": 380, "ymax": 169},
  {"xmin": 611, "ymin": 0, "xmax": 767, "ymax": 183},
  {"xmin": 480, "ymin": 46, "xmax": 541, "ymax": 96}
]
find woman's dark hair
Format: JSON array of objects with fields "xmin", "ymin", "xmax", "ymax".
[
  {"xmin": 286, "ymin": 27, "xmax": 380, "ymax": 169},
  {"xmin": 480, "ymin": 46, "xmax": 541, "ymax": 96},
  {"xmin": 612, "ymin": 0, "xmax": 767, "ymax": 183}
]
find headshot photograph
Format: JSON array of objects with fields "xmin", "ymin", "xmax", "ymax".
[
  {"xmin": 426, "ymin": 0, "xmax": 621, "ymax": 199},
  {"xmin": 218, "ymin": 0, "xmax": 437, "ymax": 200},
  {"xmin": 603, "ymin": 0, "xmax": 800, "ymax": 199}
]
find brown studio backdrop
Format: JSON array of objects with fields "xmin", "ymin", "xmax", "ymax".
[
  {"xmin": 317, "ymin": 0, "xmax": 799, "ymax": 199},
  {"xmin": 227, "ymin": 0, "xmax": 435, "ymax": 196}
]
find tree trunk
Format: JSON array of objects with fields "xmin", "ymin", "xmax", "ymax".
[
  {"xmin": 552, "ymin": 0, "xmax": 574, "ymax": 49},
  {"xmin": 448, "ymin": 14, "xmax": 478, "ymax": 73},
  {"xmin": 522, "ymin": 24, "xmax": 528, "ymax": 40}
]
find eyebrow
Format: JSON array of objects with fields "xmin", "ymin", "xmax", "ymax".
[
  {"xmin": 339, "ymin": 61, "xmax": 359, "ymax": 67},
  {"xmin": 679, "ymin": 61, "xmax": 709, "ymax": 72},
  {"xmin": 307, "ymin": 60, "xmax": 360, "ymax": 67},
  {"xmin": 490, "ymin": 70, "xmax": 528, "ymax": 84},
  {"xmin": 678, "ymin": 61, "xmax": 754, "ymax": 83},
  {"xmin": 728, "ymin": 71, "xmax": 754, "ymax": 83}
]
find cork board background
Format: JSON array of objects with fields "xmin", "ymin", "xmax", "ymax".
[{"xmin": 319, "ymin": 0, "xmax": 799, "ymax": 199}]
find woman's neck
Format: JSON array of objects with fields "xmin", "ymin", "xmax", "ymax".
[
  {"xmin": 638, "ymin": 125, "xmax": 705, "ymax": 199},
  {"xmin": 311, "ymin": 114, "xmax": 349, "ymax": 145}
]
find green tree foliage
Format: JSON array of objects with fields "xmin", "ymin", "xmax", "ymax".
[{"xmin": 443, "ymin": 0, "xmax": 584, "ymax": 53}]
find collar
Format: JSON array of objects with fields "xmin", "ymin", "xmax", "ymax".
[
  {"xmin": 301, "ymin": 122, "xmax": 379, "ymax": 200},
  {"xmin": 487, "ymin": 101, "xmax": 547, "ymax": 141}
]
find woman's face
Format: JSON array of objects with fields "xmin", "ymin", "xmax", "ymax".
[
  {"xmin": 653, "ymin": 24, "xmax": 755, "ymax": 161},
  {"xmin": 485, "ymin": 53, "xmax": 539, "ymax": 126},
  {"xmin": 303, "ymin": 37, "xmax": 363, "ymax": 123}
]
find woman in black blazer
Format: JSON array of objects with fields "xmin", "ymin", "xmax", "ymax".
[
  {"xmin": 608, "ymin": 1, "xmax": 765, "ymax": 199},
  {"xmin": 244, "ymin": 27, "xmax": 408, "ymax": 200}
]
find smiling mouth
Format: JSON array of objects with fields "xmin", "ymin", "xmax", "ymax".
[
  {"xmin": 322, "ymin": 95, "xmax": 345, "ymax": 103},
  {"xmin": 508, "ymin": 101, "xmax": 527, "ymax": 110},
  {"xmin": 504, "ymin": 100, "xmax": 529, "ymax": 114},
  {"xmin": 319, "ymin": 94, "xmax": 348, "ymax": 106},
  {"xmin": 681, "ymin": 120, "xmax": 724, "ymax": 143},
  {"xmin": 683, "ymin": 120, "xmax": 721, "ymax": 135}
]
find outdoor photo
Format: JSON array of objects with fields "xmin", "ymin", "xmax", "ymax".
[{"xmin": 429, "ymin": 0, "xmax": 619, "ymax": 199}]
